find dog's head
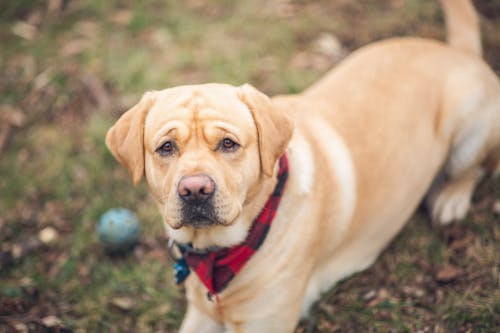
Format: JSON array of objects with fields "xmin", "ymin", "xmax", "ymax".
[{"xmin": 106, "ymin": 83, "xmax": 293, "ymax": 248}]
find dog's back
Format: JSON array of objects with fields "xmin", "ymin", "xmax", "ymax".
[{"xmin": 282, "ymin": 0, "xmax": 500, "ymax": 314}]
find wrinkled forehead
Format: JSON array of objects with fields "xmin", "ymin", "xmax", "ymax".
[{"xmin": 144, "ymin": 84, "xmax": 254, "ymax": 137}]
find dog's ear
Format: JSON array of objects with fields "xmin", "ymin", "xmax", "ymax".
[
  {"xmin": 238, "ymin": 84, "xmax": 294, "ymax": 177},
  {"xmin": 105, "ymin": 92, "xmax": 157, "ymax": 185}
]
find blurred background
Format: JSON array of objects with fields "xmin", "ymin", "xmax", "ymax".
[{"xmin": 0, "ymin": 0, "xmax": 499, "ymax": 332}]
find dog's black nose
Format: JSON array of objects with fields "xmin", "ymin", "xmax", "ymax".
[{"xmin": 178, "ymin": 174, "xmax": 215, "ymax": 202}]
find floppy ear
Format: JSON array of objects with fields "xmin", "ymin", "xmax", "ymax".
[
  {"xmin": 238, "ymin": 84, "xmax": 294, "ymax": 177},
  {"xmin": 105, "ymin": 92, "xmax": 156, "ymax": 185}
]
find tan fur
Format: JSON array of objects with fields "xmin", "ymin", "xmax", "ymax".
[
  {"xmin": 106, "ymin": 1, "xmax": 500, "ymax": 332},
  {"xmin": 440, "ymin": 0, "xmax": 482, "ymax": 56},
  {"xmin": 106, "ymin": 91, "xmax": 156, "ymax": 184},
  {"xmin": 238, "ymin": 84, "xmax": 294, "ymax": 177}
]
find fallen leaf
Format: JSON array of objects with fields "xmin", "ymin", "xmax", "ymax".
[
  {"xmin": 38, "ymin": 227, "xmax": 59, "ymax": 245},
  {"xmin": 32, "ymin": 67, "xmax": 54, "ymax": 91},
  {"xmin": 448, "ymin": 232, "xmax": 475, "ymax": 251},
  {"xmin": 313, "ymin": 33, "xmax": 344, "ymax": 60},
  {"xmin": 60, "ymin": 39, "xmax": 89, "ymax": 57},
  {"xmin": 402, "ymin": 285, "xmax": 425, "ymax": 298},
  {"xmin": 362, "ymin": 289, "xmax": 377, "ymax": 302},
  {"xmin": 11, "ymin": 244, "xmax": 23, "ymax": 259},
  {"xmin": 493, "ymin": 200, "xmax": 500, "ymax": 215},
  {"xmin": 435, "ymin": 265, "xmax": 463, "ymax": 282},
  {"xmin": 110, "ymin": 9, "xmax": 133, "ymax": 26},
  {"xmin": 154, "ymin": 304, "xmax": 171, "ymax": 316},
  {"xmin": 20, "ymin": 277, "xmax": 34, "ymax": 287},
  {"xmin": 368, "ymin": 288, "xmax": 389, "ymax": 307},
  {"xmin": 0, "ymin": 105, "xmax": 26, "ymax": 152},
  {"xmin": 41, "ymin": 315, "xmax": 61, "ymax": 327},
  {"xmin": 0, "ymin": 105, "xmax": 26, "ymax": 126},
  {"xmin": 47, "ymin": 0, "xmax": 63, "ymax": 12},
  {"xmin": 13, "ymin": 322, "xmax": 28, "ymax": 333},
  {"xmin": 415, "ymin": 258, "xmax": 433, "ymax": 272},
  {"xmin": 73, "ymin": 21, "xmax": 100, "ymax": 38},
  {"xmin": 110, "ymin": 297, "xmax": 136, "ymax": 311},
  {"xmin": 11, "ymin": 21, "xmax": 37, "ymax": 40}
]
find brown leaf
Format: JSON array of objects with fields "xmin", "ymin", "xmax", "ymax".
[
  {"xmin": 110, "ymin": 297, "xmax": 136, "ymax": 311},
  {"xmin": 110, "ymin": 9, "xmax": 133, "ymax": 26},
  {"xmin": 493, "ymin": 200, "xmax": 500, "ymax": 215},
  {"xmin": 11, "ymin": 21, "xmax": 37, "ymax": 40},
  {"xmin": 73, "ymin": 21, "xmax": 100, "ymax": 38},
  {"xmin": 60, "ymin": 39, "xmax": 89, "ymax": 57},
  {"xmin": 415, "ymin": 258, "xmax": 433, "ymax": 273},
  {"xmin": 47, "ymin": 0, "xmax": 63, "ymax": 12},
  {"xmin": 41, "ymin": 315, "xmax": 61, "ymax": 327},
  {"xmin": 435, "ymin": 265, "xmax": 464, "ymax": 282},
  {"xmin": 0, "ymin": 105, "xmax": 26, "ymax": 126},
  {"xmin": 448, "ymin": 233, "xmax": 475, "ymax": 251},
  {"xmin": 402, "ymin": 285, "xmax": 425, "ymax": 298},
  {"xmin": 362, "ymin": 289, "xmax": 377, "ymax": 302},
  {"xmin": 368, "ymin": 288, "xmax": 389, "ymax": 307},
  {"xmin": 13, "ymin": 322, "xmax": 29, "ymax": 333},
  {"xmin": 0, "ymin": 105, "xmax": 26, "ymax": 152}
]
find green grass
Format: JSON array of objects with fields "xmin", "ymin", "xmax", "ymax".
[{"xmin": 1, "ymin": 0, "xmax": 499, "ymax": 332}]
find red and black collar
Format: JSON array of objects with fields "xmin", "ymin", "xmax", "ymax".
[{"xmin": 169, "ymin": 154, "xmax": 289, "ymax": 295}]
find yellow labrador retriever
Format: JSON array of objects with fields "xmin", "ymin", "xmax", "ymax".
[{"xmin": 106, "ymin": 0, "xmax": 500, "ymax": 332}]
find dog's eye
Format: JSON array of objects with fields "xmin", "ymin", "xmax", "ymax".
[
  {"xmin": 156, "ymin": 141, "xmax": 176, "ymax": 156},
  {"xmin": 220, "ymin": 138, "xmax": 239, "ymax": 152}
]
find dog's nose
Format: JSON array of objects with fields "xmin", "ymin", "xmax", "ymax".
[{"xmin": 178, "ymin": 174, "xmax": 215, "ymax": 202}]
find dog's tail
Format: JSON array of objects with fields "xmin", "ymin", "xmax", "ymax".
[{"xmin": 439, "ymin": 0, "xmax": 482, "ymax": 56}]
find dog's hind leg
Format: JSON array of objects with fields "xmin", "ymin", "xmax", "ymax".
[
  {"xmin": 427, "ymin": 0, "xmax": 500, "ymax": 225},
  {"xmin": 426, "ymin": 71, "xmax": 500, "ymax": 224},
  {"xmin": 427, "ymin": 92, "xmax": 500, "ymax": 225}
]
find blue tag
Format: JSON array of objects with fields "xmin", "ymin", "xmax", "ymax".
[{"xmin": 174, "ymin": 257, "xmax": 190, "ymax": 284}]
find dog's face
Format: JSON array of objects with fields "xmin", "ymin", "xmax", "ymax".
[{"xmin": 106, "ymin": 84, "xmax": 293, "ymax": 248}]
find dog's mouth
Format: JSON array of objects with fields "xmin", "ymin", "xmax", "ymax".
[{"xmin": 178, "ymin": 199, "xmax": 222, "ymax": 228}]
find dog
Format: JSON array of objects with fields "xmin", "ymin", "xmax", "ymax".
[{"xmin": 106, "ymin": 0, "xmax": 500, "ymax": 332}]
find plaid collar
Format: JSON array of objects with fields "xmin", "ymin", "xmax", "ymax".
[{"xmin": 171, "ymin": 154, "xmax": 289, "ymax": 295}]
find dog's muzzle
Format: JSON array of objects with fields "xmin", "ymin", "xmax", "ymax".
[{"xmin": 178, "ymin": 174, "xmax": 219, "ymax": 227}]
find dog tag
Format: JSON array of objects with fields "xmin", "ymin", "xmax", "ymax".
[{"xmin": 174, "ymin": 257, "xmax": 190, "ymax": 284}]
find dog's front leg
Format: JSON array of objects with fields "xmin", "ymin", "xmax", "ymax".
[{"xmin": 179, "ymin": 303, "xmax": 224, "ymax": 333}]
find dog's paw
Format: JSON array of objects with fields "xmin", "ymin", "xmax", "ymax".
[
  {"xmin": 430, "ymin": 187, "xmax": 472, "ymax": 225},
  {"xmin": 428, "ymin": 167, "xmax": 485, "ymax": 226}
]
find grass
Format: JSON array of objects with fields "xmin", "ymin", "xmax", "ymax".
[{"xmin": 0, "ymin": 0, "xmax": 499, "ymax": 332}]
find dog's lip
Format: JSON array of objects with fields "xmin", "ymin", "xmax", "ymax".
[{"xmin": 173, "ymin": 216, "xmax": 226, "ymax": 229}]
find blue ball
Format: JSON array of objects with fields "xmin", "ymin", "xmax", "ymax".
[{"xmin": 97, "ymin": 208, "xmax": 139, "ymax": 251}]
